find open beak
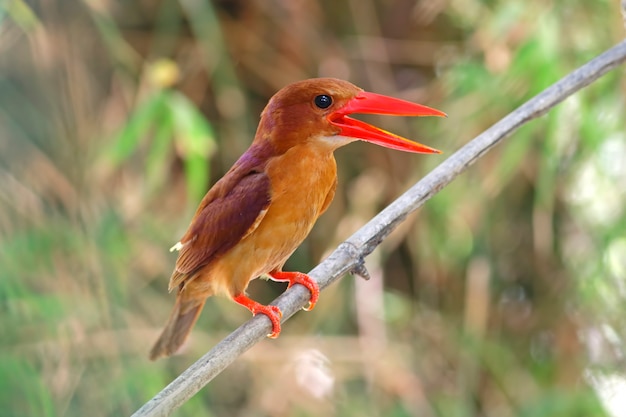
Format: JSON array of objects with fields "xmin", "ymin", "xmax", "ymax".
[{"xmin": 328, "ymin": 91, "xmax": 446, "ymax": 154}]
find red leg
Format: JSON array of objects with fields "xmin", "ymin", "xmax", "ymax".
[
  {"xmin": 268, "ymin": 271, "xmax": 320, "ymax": 311},
  {"xmin": 233, "ymin": 294, "xmax": 283, "ymax": 338}
]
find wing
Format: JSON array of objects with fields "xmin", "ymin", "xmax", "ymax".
[{"xmin": 168, "ymin": 168, "xmax": 271, "ymax": 289}]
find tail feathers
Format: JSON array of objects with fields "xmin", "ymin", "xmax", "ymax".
[{"xmin": 149, "ymin": 297, "xmax": 206, "ymax": 360}]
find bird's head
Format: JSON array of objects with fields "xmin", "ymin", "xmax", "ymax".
[{"xmin": 256, "ymin": 78, "xmax": 445, "ymax": 154}]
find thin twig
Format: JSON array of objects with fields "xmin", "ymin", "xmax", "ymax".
[{"xmin": 132, "ymin": 39, "xmax": 626, "ymax": 417}]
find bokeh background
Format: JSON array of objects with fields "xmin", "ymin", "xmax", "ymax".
[{"xmin": 2, "ymin": 0, "xmax": 626, "ymax": 416}]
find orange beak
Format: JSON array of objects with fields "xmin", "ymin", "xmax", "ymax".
[{"xmin": 329, "ymin": 91, "xmax": 446, "ymax": 154}]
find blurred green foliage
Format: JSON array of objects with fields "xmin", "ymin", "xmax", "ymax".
[
  {"xmin": 108, "ymin": 71, "xmax": 217, "ymax": 203},
  {"xmin": 1, "ymin": 0, "xmax": 625, "ymax": 416}
]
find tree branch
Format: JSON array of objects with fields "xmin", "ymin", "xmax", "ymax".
[{"xmin": 132, "ymin": 39, "xmax": 626, "ymax": 417}]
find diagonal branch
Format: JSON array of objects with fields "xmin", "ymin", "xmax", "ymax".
[{"xmin": 132, "ymin": 39, "xmax": 626, "ymax": 417}]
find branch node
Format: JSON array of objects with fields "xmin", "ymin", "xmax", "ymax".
[{"xmin": 349, "ymin": 257, "xmax": 371, "ymax": 281}]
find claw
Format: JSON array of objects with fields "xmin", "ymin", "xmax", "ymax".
[
  {"xmin": 269, "ymin": 271, "xmax": 320, "ymax": 311},
  {"xmin": 233, "ymin": 294, "xmax": 283, "ymax": 338}
]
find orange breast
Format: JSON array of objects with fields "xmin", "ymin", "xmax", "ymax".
[{"xmin": 197, "ymin": 143, "xmax": 338, "ymax": 297}]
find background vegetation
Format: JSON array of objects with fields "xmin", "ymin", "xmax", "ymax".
[{"xmin": 1, "ymin": 0, "xmax": 625, "ymax": 416}]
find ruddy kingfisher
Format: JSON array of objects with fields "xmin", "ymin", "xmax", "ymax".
[{"xmin": 150, "ymin": 78, "xmax": 445, "ymax": 360}]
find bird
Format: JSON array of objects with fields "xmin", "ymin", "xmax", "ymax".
[{"xmin": 149, "ymin": 78, "xmax": 445, "ymax": 360}]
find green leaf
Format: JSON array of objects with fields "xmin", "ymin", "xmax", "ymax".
[
  {"xmin": 107, "ymin": 91, "xmax": 168, "ymax": 164},
  {"xmin": 183, "ymin": 153, "xmax": 209, "ymax": 204},
  {"xmin": 167, "ymin": 91, "xmax": 216, "ymax": 202},
  {"xmin": 169, "ymin": 91, "xmax": 216, "ymax": 158},
  {"xmin": 3, "ymin": 0, "xmax": 42, "ymax": 32},
  {"xmin": 145, "ymin": 110, "xmax": 174, "ymax": 194}
]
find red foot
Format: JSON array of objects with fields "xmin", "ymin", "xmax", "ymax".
[
  {"xmin": 233, "ymin": 294, "xmax": 283, "ymax": 338},
  {"xmin": 268, "ymin": 271, "xmax": 320, "ymax": 311}
]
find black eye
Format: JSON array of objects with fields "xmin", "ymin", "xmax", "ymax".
[{"xmin": 314, "ymin": 94, "xmax": 332, "ymax": 109}]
